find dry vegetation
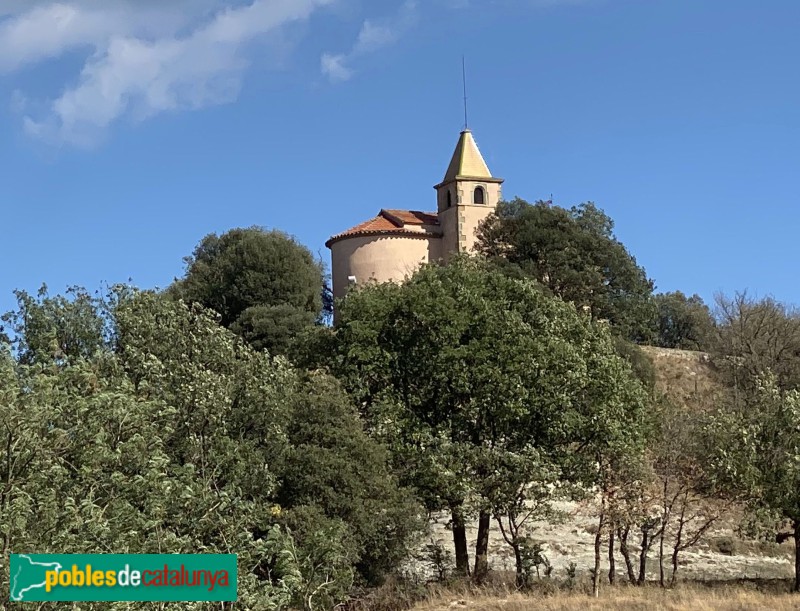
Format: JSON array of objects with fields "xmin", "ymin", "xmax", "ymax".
[
  {"xmin": 639, "ymin": 346, "xmax": 720, "ymax": 408},
  {"xmin": 410, "ymin": 585, "xmax": 800, "ymax": 611}
]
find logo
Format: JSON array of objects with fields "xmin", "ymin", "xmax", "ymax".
[{"xmin": 9, "ymin": 554, "xmax": 237, "ymax": 602}]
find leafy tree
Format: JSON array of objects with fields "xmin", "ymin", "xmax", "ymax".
[
  {"xmin": 612, "ymin": 336, "xmax": 656, "ymax": 393},
  {"xmin": 1, "ymin": 289, "xmax": 418, "ymax": 609},
  {"xmin": 476, "ymin": 199, "xmax": 656, "ymax": 342},
  {"xmin": 171, "ymin": 227, "xmax": 327, "ymax": 355},
  {"xmin": 1, "ymin": 285, "xmax": 111, "ymax": 365},
  {"xmin": 653, "ymin": 291, "xmax": 715, "ymax": 351},
  {"xmin": 330, "ymin": 256, "xmax": 649, "ymax": 583},
  {"xmin": 651, "ymin": 399, "xmax": 734, "ymax": 587},
  {"xmin": 707, "ymin": 377, "xmax": 800, "ymax": 592},
  {"xmin": 276, "ymin": 374, "xmax": 424, "ymax": 586},
  {"xmin": 707, "ymin": 293, "xmax": 800, "ymax": 592},
  {"xmin": 485, "ymin": 448, "xmax": 568, "ymax": 587},
  {"xmin": 1, "ymin": 347, "xmax": 295, "ymax": 610}
]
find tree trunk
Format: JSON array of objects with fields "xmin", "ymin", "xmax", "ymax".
[
  {"xmin": 658, "ymin": 521, "xmax": 666, "ymax": 588},
  {"xmin": 473, "ymin": 510, "xmax": 491, "ymax": 583},
  {"xmin": 593, "ymin": 500, "xmax": 605, "ymax": 597},
  {"xmin": 794, "ymin": 519, "xmax": 800, "ymax": 593},
  {"xmin": 670, "ymin": 500, "xmax": 687, "ymax": 587},
  {"xmin": 513, "ymin": 544, "xmax": 524, "ymax": 588},
  {"xmin": 670, "ymin": 542, "xmax": 681, "ymax": 587},
  {"xmin": 637, "ymin": 527, "xmax": 650, "ymax": 585},
  {"xmin": 618, "ymin": 526, "xmax": 636, "ymax": 584},
  {"xmin": 607, "ymin": 525, "xmax": 616, "ymax": 585},
  {"xmin": 450, "ymin": 503, "xmax": 470, "ymax": 576},
  {"xmin": 659, "ymin": 478, "xmax": 670, "ymax": 588}
]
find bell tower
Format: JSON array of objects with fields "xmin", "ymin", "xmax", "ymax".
[{"xmin": 434, "ymin": 129, "xmax": 504, "ymax": 258}]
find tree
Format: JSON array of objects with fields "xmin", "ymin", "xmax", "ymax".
[
  {"xmin": 651, "ymin": 400, "xmax": 734, "ymax": 587},
  {"xmin": 484, "ymin": 448, "xmax": 567, "ymax": 587},
  {"xmin": 707, "ymin": 293, "xmax": 800, "ymax": 592},
  {"xmin": 1, "ymin": 285, "xmax": 111, "ymax": 365},
  {"xmin": 579, "ymin": 350, "xmax": 650, "ymax": 596},
  {"xmin": 1, "ymin": 289, "xmax": 419, "ymax": 609},
  {"xmin": 612, "ymin": 336, "xmax": 656, "ymax": 393},
  {"xmin": 653, "ymin": 292, "xmax": 715, "ymax": 351},
  {"xmin": 476, "ymin": 199, "xmax": 656, "ymax": 342},
  {"xmin": 276, "ymin": 374, "xmax": 424, "ymax": 586},
  {"xmin": 713, "ymin": 292, "xmax": 800, "ymax": 394},
  {"xmin": 171, "ymin": 227, "xmax": 327, "ymax": 356},
  {"xmin": 330, "ymin": 256, "xmax": 649, "ymax": 583},
  {"xmin": 707, "ymin": 377, "xmax": 800, "ymax": 592}
]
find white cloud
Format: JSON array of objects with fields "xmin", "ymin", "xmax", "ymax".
[
  {"xmin": 320, "ymin": 53, "xmax": 353, "ymax": 83},
  {"xmin": 0, "ymin": 0, "xmax": 333, "ymax": 146},
  {"xmin": 0, "ymin": 0, "xmax": 606, "ymax": 146},
  {"xmin": 0, "ymin": 1, "xmax": 229, "ymax": 74},
  {"xmin": 321, "ymin": 0, "xmax": 417, "ymax": 83}
]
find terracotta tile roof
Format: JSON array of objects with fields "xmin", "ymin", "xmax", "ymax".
[
  {"xmin": 326, "ymin": 209, "xmax": 440, "ymax": 247},
  {"xmin": 339, "ymin": 215, "xmax": 399, "ymax": 234},
  {"xmin": 382, "ymin": 209, "xmax": 439, "ymax": 226}
]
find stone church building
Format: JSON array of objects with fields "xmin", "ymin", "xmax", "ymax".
[{"xmin": 326, "ymin": 129, "xmax": 504, "ymax": 300}]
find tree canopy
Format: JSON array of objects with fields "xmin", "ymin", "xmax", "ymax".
[
  {"xmin": 329, "ymin": 256, "xmax": 649, "ymax": 581},
  {"xmin": 476, "ymin": 199, "xmax": 656, "ymax": 342},
  {"xmin": 171, "ymin": 227, "xmax": 328, "ymax": 355},
  {"xmin": 707, "ymin": 293, "xmax": 800, "ymax": 591},
  {"xmin": 653, "ymin": 291, "xmax": 715, "ymax": 351},
  {"xmin": 0, "ymin": 288, "xmax": 420, "ymax": 609}
]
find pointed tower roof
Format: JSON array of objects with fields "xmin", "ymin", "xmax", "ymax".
[{"xmin": 439, "ymin": 129, "xmax": 503, "ymax": 186}]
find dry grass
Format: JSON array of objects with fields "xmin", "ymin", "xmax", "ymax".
[
  {"xmin": 411, "ymin": 585, "xmax": 800, "ymax": 611},
  {"xmin": 640, "ymin": 346, "xmax": 721, "ymax": 409}
]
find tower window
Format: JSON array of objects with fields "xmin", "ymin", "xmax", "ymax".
[
  {"xmin": 447, "ymin": 190, "xmax": 452, "ymax": 208},
  {"xmin": 474, "ymin": 186, "xmax": 485, "ymax": 205}
]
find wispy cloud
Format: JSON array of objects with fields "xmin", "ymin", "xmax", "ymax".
[
  {"xmin": 0, "ymin": 0, "xmax": 332, "ymax": 147},
  {"xmin": 321, "ymin": 0, "xmax": 418, "ymax": 83},
  {"xmin": 1, "ymin": 0, "xmax": 600, "ymax": 146},
  {"xmin": 0, "ymin": 1, "xmax": 227, "ymax": 74}
]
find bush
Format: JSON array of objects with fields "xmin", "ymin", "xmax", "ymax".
[
  {"xmin": 711, "ymin": 536, "xmax": 737, "ymax": 556},
  {"xmin": 613, "ymin": 336, "xmax": 656, "ymax": 391}
]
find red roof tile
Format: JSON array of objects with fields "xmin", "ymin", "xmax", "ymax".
[
  {"xmin": 326, "ymin": 209, "xmax": 440, "ymax": 247},
  {"xmin": 382, "ymin": 209, "xmax": 439, "ymax": 226}
]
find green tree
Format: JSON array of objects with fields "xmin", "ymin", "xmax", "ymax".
[
  {"xmin": 707, "ymin": 293, "xmax": 800, "ymax": 592},
  {"xmin": 1, "ymin": 290, "xmax": 419, "ymax": 609},
  {"xmin": 276, "ymin": 374, "xmax": 424, "ymax": 586},
  {"xmin": 330, "ymin": 256, "xmax": 649, "ymax": 583},
  {"xmin": 476, "ymin": 199, "xmax": 656, "ymax": 342},
  {"xmin": 612, "ymin": 336, "xmax": 656, "ymax": 392},
  {"xmin": 1, "ymin": 347, "xmax": 296, "ymax": 609},
  {"xmin": 171, "ymin": 227, "xmax": 327, "ymax": 355},
  {"xmin": 651, "ymin": 399, "xmax": 734, "ymax": 587},
  {"xmin": 653, "ymin": 291, "xmax": 715, "ymax": 351},
  {"xmin": 484, "ymin": 448, "xmax": 568, "ymax": 587},
  {"xmin": 707, "ymin": 378, "xmax": 800, "ymax": 592},
  {"xmin": 1, "ymin": 285, "xmax": 110, "ymax": 365}
]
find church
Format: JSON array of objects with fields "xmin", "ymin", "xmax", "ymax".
[{"xmin": 326, "ymin": 129, "xmax": 504, "ymax": 300}]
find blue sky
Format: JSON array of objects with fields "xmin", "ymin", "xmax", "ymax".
[{"xmin": 1, "ymin": 0, "xmax": 799, "ymax": 316}]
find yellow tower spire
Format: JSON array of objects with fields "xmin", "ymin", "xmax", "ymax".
[{"xmin": 442, "ymin": 129, "xmax": 494, "ymax": 183}]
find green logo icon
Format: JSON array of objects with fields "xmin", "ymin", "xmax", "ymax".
[{"xmin": 9, "ymin": 554, "xmax": 237, "ymax": 602}]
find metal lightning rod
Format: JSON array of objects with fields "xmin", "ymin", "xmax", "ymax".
[{"xmin": 462, "ymin": 56, "xmax": 469, "ymax": 130}]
